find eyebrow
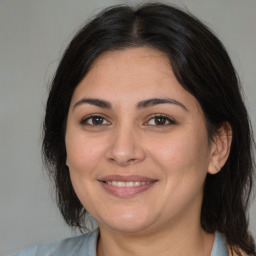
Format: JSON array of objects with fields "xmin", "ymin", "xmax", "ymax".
[
  {"xmin": 137, "ymin": 98, "xmax": 188, "ymax": 111},
  {"xmin": 73, "ymin": 98, "xmax": 111, "ymax": 111},
  {"xmin": 73, "ymin": 97, "xmax": 188, "ymax": 111}
]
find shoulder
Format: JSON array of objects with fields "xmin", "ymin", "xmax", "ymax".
[
  {"xmin": 9, "ymin": 229, "xmax": 99, "ymax": 256},
  {"xmin": 212, "ymin": 232, "xmax": 250, "ymax": 256}
]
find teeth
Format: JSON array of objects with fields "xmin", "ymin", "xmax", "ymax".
[{"xmin": 105, "ymin": 181, "xmax": 151, "ymax": 187}]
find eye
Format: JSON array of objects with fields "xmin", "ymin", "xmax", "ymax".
[
  {"xmin": 81, "ymin": 115, "xmax": 110, "ymax": 126},
  {"xmin": 146, "ymin": 115, "xmax": 175, "ymax": 126}
]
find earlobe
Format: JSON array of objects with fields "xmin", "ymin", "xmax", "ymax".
[{"xmin": 208, "ymin": 122, "xmax": 232, "ymax": 175}]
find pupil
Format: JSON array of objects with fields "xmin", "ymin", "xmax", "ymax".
[
  {"xmin": 156, "ymin": 117, "xmax": 165, "ymax": 125},
  {"xmin": 93, "ymin": 117, "xmax": 103, "ymax": 125}
]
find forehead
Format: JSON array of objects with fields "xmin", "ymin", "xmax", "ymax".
[
  {"xmin": 70, "ymin": 47, "xmax": 200, "ymax": 111},
  {"xmin": 92, "ymin": 47, "xmax": 170, "ymax": 67},
  {"xmin": 89, "ymin": 47, "xmax": 171, "ymax": 83}
]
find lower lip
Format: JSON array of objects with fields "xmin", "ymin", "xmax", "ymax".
[{"xmin": 100, "ymin": 181, "xmax": 156, "ymax": 198}]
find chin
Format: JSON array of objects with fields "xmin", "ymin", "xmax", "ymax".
[{"xmin": 97, "ymin": 212, "xmax": 155, "ymax": 234}]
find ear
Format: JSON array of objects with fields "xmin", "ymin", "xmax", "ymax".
[{"xmin": 208, "ymin": 122, "xmax": 232, "ymax": 175}]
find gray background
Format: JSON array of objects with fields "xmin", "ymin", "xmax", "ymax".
[{"xmin": 0, "ymin": 0, "xmax": 255, "ymax": 255}]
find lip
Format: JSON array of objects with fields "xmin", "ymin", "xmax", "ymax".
[
  {"xmin": 98, "ymin": 175, "xmax": 158, "ymax": 198},
  {"xmin": 98, "ymin": 175, "xmax": 156, "ymax": 182}
]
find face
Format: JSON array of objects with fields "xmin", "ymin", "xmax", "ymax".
[{"xmin": 65, "ymin": 47, "xmax": 216, "ymax": 235}]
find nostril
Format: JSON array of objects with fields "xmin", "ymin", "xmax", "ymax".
[
  {"xmin": 127, "ymin": 158, "xmax": 137, "ymax": 163},
  {"xmin": 110, "ymin": 157, "xmax": 142, "ymax": 166}
]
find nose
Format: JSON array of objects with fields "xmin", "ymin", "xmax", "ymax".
[{"xmin": 105, "ymin": 124, "xmax": 146, "ymax": 166}]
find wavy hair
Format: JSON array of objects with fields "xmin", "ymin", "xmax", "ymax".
[{"xmin": 42, "ymin": 3, "xmax": 255, "ymax": 255}]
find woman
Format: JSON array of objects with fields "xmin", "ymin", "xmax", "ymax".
[{"xmin": 12, "ymin": 3, "xmax": 255, "ymax": 256}]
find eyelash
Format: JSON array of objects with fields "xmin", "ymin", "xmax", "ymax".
[
  {"xmin": 145, "ymin": 114, "xmax": 176, "ymax": 127},
  {"xmin": 80, "ymin": 114, "xmax": 176, "ymax": 127},
  {"xmin": 80, "ymin": 115, "xmax": 110, "ymax": 126}
]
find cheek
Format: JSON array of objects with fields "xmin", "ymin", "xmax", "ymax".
[
  {"xmin": 149, "ymin": 128, "xmax": 210, "ymax": 180},
  {"xmin": 65, "ymin": 132, "xmax": 106, "ymax": 178},
  {"xmin": 149, "ymin": 130, "xmax": 210, "ymax": 215},
  {"xmin": 65, "ymin": 133, "xmax": 106, "ymax": 212}
]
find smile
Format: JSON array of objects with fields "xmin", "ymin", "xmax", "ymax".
[
  {"xmin": 104, "ymin": 181, "xmax": 151, "ymax": 187},
  {"xmin": 99, "ymin": 175, "xmax": 157, "ymax": 198}
]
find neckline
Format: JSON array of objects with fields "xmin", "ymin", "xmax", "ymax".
[{"xmin": 87, "ymin": 229, "xmax": 229, "ymax": 256}]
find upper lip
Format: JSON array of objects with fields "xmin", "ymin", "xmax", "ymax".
[{"xmin": 98, "ymin": 175, "xmax": 157, "ymax": 182}]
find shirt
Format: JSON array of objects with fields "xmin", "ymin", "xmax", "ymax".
[{"xmin": 10, "ymin": 229, "xmax": 229, "ymax": 256}]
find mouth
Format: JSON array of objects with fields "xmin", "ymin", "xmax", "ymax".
[
  {"xmin": 103, "ymin": 181, "xmax": 152, "ymax": 187},
  {"xmin": 98, "ymin": 175, "xmax": 158, "ymax": 198}
]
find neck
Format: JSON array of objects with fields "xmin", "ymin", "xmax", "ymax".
[{"xmin": 97, "ymin": 218, "xmax": 214, "ymax": 256}]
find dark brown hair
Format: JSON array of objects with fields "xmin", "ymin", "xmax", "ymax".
[{"xmin": 42, "ymin": 3, "xmax": 255, "ymax": 255}]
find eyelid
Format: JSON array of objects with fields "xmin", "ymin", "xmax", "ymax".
[
  {"xmin": 144, "ymin": 114, "xmax": 176, "ymax": 126},
  {"xmin": 80, "ymin": 114, "xmax": 111, "ymax": 126},
  {"xmin": 79, "ymin": 113, "xmax": 176, "ymax": 127}
]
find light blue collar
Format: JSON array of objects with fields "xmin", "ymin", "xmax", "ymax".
[
  {"xmin": 11, "ymin": 229, "xmax": 229, "ymax": 256},
  {"xmin": 211, "ymin": 231, "xmax": 229, "ymax": 256}
]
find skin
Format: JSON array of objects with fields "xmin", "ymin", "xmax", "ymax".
[{"xmin": 65, "ymin": 47, "xmax": 232, "ymax": 256}]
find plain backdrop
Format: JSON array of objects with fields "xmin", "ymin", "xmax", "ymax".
[{"xmin": 0, "ymin": 0, "xmax": 255, "ymax": 255}]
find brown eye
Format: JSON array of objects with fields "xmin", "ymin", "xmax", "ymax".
[
  {"xmin": 155, "ymin": 117, "xmax": 168, "ymax": 125},
  {"xmin": 147, "ymin": 116, "xmax": 175, "ymax": 126},
  {"xmin": 91, "ymin": 116, "xmax": 104, "ymax": 125},
  {"xmin": 81, "ymin": 115, "xmax": 110, "ymax": 126}
]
